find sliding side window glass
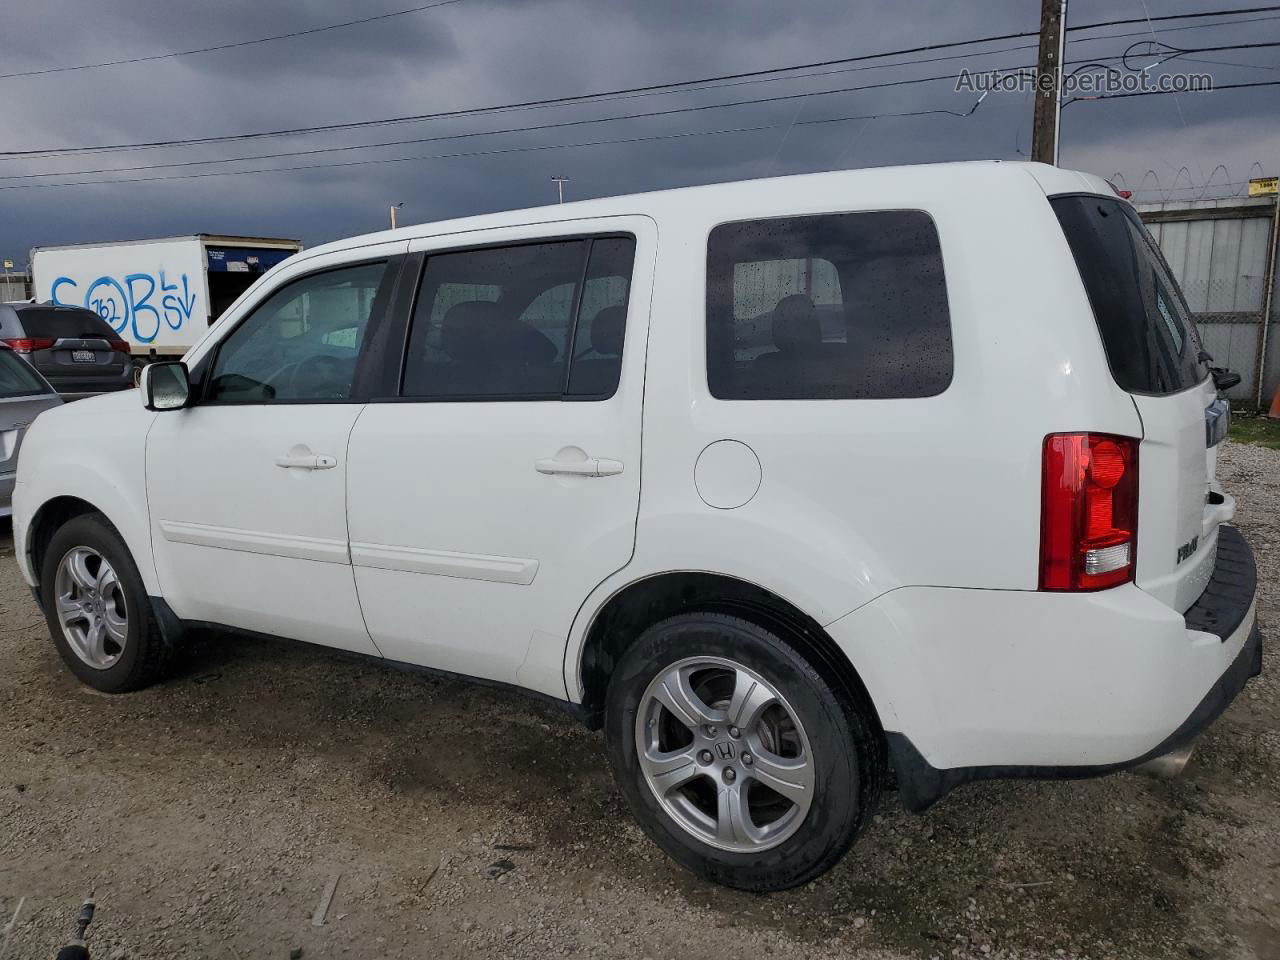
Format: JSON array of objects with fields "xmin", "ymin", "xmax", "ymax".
[{"xmin": 706, "ymin": 211, "xmax": 952, "ymax": 400}]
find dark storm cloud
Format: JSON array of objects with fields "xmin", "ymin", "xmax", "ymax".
[{"xmin": 0, "ymin": 0, "xmax": 1275, "ymax": 262}]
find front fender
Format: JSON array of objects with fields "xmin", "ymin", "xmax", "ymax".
[{"xmin": 13, "ymin": 392, "xmax": 158, "ymax": 594}]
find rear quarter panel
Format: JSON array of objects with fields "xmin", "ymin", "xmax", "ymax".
[{"xmin": 562, "ymin": 164, "xmax": 1144, "ymax": 700}]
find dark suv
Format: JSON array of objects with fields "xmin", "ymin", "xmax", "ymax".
[{"xmin": 0, "ymin": 302, "xmax": 133, "ymax": 397}]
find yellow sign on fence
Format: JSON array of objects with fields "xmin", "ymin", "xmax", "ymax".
[{"xmin": 1249, "ymin": 177, "xmax": 1279, "ymax": 197}]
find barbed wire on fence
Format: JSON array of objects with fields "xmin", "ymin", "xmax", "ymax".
[{"xmin": 1109, "ymin": 162, "xmax": 1273, "ymax": 200}]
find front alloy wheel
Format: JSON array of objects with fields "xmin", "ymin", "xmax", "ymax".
[
  {"xmin": 54, "ymin": 546, "xmax": 130, "ymax": 670},
  {"xmin": 40, "ymin": 512, "xmax": 173, "ymax": 694}
]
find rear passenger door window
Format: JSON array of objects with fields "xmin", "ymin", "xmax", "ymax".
[
  {"xmin": 568, "ymin": 238, "xmax": 635, "ymax": 397},
  {"xmin": 401, "ymin": 236, "xmax": 635, "ymax": 400},
  {"xmin": 706, "ymin": 211, "xmax": 952, "ymax": 400}
]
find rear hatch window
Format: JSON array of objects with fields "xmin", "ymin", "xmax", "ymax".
[
  {"xmin": 17, "ymin": 307, "xmax": 118, "ymax": 340},
  {"xmin": 0, "ymin": 349, "xmax": 51, "ymax": 397},
  {"xmin": 1051, "ymin": 195, "xmax": 1208, "ymax": 395}
]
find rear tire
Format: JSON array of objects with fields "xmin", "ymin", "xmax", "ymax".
[
  {"xmin": 40, "ymin": 513, "xmax": 172, "ymax": 693},
  {"xmin": 604, "ymin": 611, "xmax": 883, "ymax": 891}
]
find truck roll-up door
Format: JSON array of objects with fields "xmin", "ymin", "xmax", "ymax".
[{"xmin": 205, "ymin": 246, "xmax": 299, "ymax": 324}]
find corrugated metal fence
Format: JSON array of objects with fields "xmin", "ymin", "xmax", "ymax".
[{"xmin": 1138, "ymin": 196, "xmax": 1279, "ymax": 407}]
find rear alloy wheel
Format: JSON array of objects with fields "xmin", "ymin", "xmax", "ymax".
[
  {"xmin": 635, "ymin": 656, "xmax": 814, "ymax": 852},
  {"xmin": 40, "ymin": 513, "xmax": 172, "ymax": 694},
  {"xmin": 606, "ymin": 612, "xmax": 883, "ymax": 891}
]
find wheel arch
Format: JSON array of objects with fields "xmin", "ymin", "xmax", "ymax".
[
  {"xmin": 572, "ymin": 571, "xmax": 886, "ymax": 743},
  {"xmin": 24, "ymin": 493, "xmax": 156, "ymax": 599}
]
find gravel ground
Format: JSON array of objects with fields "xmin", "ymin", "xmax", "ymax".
[{"xmin": 1, "ymin": 439, "xmax": 1277, "ymax": 960}]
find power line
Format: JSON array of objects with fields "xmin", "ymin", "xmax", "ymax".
[
  {"xmin": 0, "ymin": 0, "xmax": 470, "ymax": 80},
  {"xmin": 7, "ymin": 28, "xmax": 1275, "ymax": 183},
  {"xmin": 0, "ymin": 43, "xmax": 1050, "ymax": 163},
  {"xmin": 4, "ymin": 6, "xmax": 1275, "ymax": 160},
  {"xmin": 1180, "ymin": 54, "xmax": 1280, "ymax": 71},
  {"xmin": 0, "ymin": 65, "xmax": 1029, "ymax": 181},
  {"xmin": 1064, "ymin": 77, "xmax": 1280, "ymax": 105},
  {"xmin": 4, "ymin": 73, "xmax": 1272, "ymax": 194},
  {"xmin": 0, "ymin": 104, "xmax": 985, "ymax": 192},
  {"xmin": 1066, "ymin": 4, "xmax": 1280, "ymax": 31},
  {"xmin": 4, "ymin": 0, "xmax": 1275, "ymax": 88},
  {"xmin": 0, "ymin": 27, "xmax": 1046, "ymax": 159},
  {"xmin": 1120, "ymin": 37, "xmax": 1280, "ymax": 71},
  {"xmin": 32, "ymin": 34, "xmax": 1244, "ymax": 184},
  {"xmin": 41, "ymin": 44, "xmax": 1197, "ymax": 183}
]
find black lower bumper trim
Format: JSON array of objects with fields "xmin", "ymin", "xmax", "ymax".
[
  {"xmin": 1184, "ymin": 526, "xmax": 1256, "ymax": 641},
  {"xmin": 889, "ymin": 620, "xmax": 1262, "ymax": 812}
]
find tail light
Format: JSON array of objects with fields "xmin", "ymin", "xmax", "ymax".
[
  {"xmin": 106, "ymin": 337, "xmax": 131, "ymax": 355},
  {"xmin": 1040, "ymin": 432, "xmax": 1139, "ymax": 591},
  {"xmin": 1, "ymin": 337, "xmax": 55, "ymax": 353}
]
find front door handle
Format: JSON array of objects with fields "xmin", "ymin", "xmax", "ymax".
[
  {"xmin": 535, "ymin": 456, "xmax": 624, "ymax": 477},
  {"xmin": 276, "ymin": 454, "xmax": 337, "ymax": 470}
]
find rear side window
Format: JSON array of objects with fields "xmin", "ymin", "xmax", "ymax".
[
  {"xmin": 402, "ymin": 236, "xmax": 635, "ymax": 400},
  {"xmin": 0, "ymin": 349, "xmax": 50, "ymax": 397},
  {"xmin": 1051, "ymin": 195, "xmax": 1207, "ymax": 395},
  {"xmin": 706, "ymin": 211, "xmax": 952, "ymax": 400},
  {"xmin": 17, "ymin": 307, "xmax": 116, "ymax": 340}
]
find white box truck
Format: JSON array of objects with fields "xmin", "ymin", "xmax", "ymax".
[{"xmin": 31, "ymin": 235, "xmax": 302, "ymax": 357}]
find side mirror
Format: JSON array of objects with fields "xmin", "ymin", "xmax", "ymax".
[
  {"xmin": 1211, "ymin": 366, "xmax": 1241, "ymax": 393},
  {"xmin": 140, "ymin": 361, "xmax": 192, "ymax": 411}
]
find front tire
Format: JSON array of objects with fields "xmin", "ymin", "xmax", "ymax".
[
  {"xmin": 40, "ymin": 513, "xmax": 172, "ymax": 694},
  {"xmin": 604, "ymin": 612, "xmax": 883, "ymax": 891}
]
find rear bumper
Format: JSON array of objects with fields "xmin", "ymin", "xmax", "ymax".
[
  {"xmin": 42, "ymin": 367, "xmax": 133, "ymax": 398},
  {"xmin": 0, "ymin": 470, "xmax": 13, "ymax": 517},
  {"xmin": 826, "ymin": 525, "xmax": 1261, "ymax": 811},
  {"xmin": 887, "ymin": 621, "xmax": 1261, "ymax": 811}
]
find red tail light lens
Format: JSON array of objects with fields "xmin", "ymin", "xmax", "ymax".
[
  {"xmin": 107, "ymin": 337, "xmax": 131, "ymax": 355},
  {"xmin": 1, "ymin": 337, "xmax": 55, "ymax": 353},
  {"xmin": 1040, "ymin": 433, "xmax": 1139, "ymax": 591}
]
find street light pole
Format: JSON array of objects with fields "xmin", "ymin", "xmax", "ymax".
[
  {"xmin": 389, "ymin": 202, "xmax": 404, "ymax": 229},
  {"xmin": 551, "ymin": 176, "xmax": 570, "ymax": 204}
]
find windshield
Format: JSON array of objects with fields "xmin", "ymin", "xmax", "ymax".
[
  {"xmin": 0, "ymin": 349, "xmax": 51, "ymax": 397},
  {"xmin": 1051, "ymin": 195, "xmax": 1208, "ymax": 395}
]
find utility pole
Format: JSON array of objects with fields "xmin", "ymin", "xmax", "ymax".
[
  {"xmin": 1031, "ymin": 0, "xmax": 1068, "ymax": 165},
  {"xmin": 551, "ymin": 176, "xmax": 569, "ymax": 204},
  {"xmin": 389, "ymin": 202, "xmax": 404, "ymax": 229}
]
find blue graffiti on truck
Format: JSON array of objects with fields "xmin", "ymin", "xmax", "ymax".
[{"xmin": 51, "ymin": 270, "xmax": 198, "ymax": 344}]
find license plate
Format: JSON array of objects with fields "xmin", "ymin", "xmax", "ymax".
[{"xmin": 71, "ymin": 350, "xmax": 96, "ymax": 363}]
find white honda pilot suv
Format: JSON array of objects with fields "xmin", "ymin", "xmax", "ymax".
[{"xmin": 13, "ymin": 162, "xmax": 1262, "ymax": 891}]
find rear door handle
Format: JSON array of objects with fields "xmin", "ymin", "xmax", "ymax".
[
  {"xmin": 535, "ymin": 457, "xmax": 624, "ymax": 477},
  {"xmin": 276, "ymin": 454, "xmax": 337, "ymax": 470}
]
